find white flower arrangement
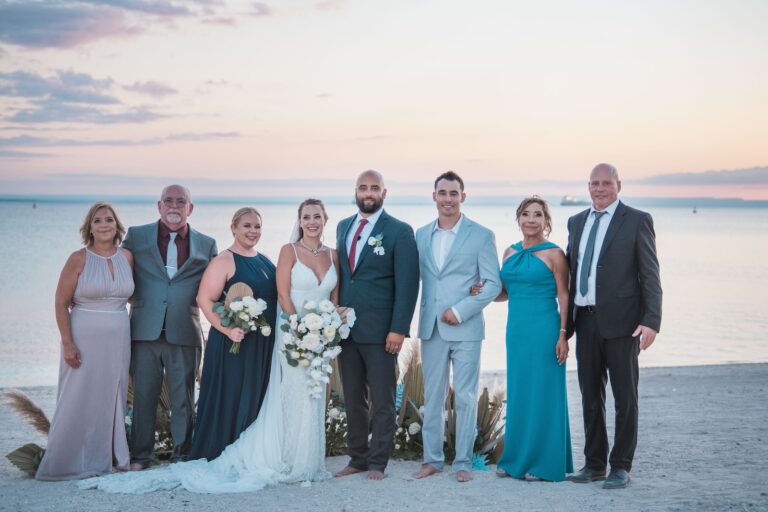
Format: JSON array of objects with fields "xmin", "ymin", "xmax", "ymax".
[
  {"xmin": 367, "ymin": 233, "xmax": 385, "ymax": 256},
  {"xmin": 280, "ymin": 299, "xmax": 356, "ymax": 399},
  {"xmin": 213, "ymin": 285, "xmax": 271, "ymax": 354}
]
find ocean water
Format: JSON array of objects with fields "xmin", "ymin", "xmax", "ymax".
[{"xmin": 1, "ymin": 199, "xmax": 766, "ymax": 387}]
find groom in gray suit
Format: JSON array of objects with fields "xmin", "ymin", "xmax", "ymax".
[
  {"xmin": 335, "ymin": 170, "xmax": 420, "ymax": 480},
  {"xmin": 123, "ymin": 185, "xmax": 217, "ymax": 469},
  {"xmin": 412, "ymin": 171, "xmax": 501, "ymax": 483}
]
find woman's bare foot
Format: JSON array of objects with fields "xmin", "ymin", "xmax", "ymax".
[
  {"xmin": 412, "ymin": 464, "xmax": 441, "ymax": 479},
  {"xmin": 457, "ymin": 470, "xmax": 473, "ymax": 482},
  {"xmin": 367, "ymin": 470, "xmax": 385, "ymax": 480},
  {"xmin": 334, "ymin": 466, "xmax": 366, "ymax": 478}
]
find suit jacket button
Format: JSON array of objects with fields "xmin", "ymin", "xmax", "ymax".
[{"xmin": 350, "ymin": 279, "xmax": 354, "ymax": 284}]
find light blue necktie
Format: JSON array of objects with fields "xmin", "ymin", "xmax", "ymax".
[
  {"xmin": 579, "ymin": 211, "xmax": 607, "ymax": 297},
  {"xmin": 166, "ymin": 232, "xmax": 178, "ymax": 278}
]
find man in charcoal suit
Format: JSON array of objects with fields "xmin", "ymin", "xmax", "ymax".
[
  {"xmin": 334, "ymin": 170, "xmax": 420, "ymax": 480},
  {"xmin": 566, "ymin": 164, "xmax": 662, "ymax": 489},
  {"xmin": 412, "ymin": 171, "xmax": 501, "ymax": 483},
  {"xmin": 123, "ymin": 185, "xmax": 217, "ymax": 469}
]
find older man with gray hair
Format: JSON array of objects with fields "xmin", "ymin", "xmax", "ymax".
[{"xmin": 123, "ymin": 185, "xmax": 217, "ymax": 469}]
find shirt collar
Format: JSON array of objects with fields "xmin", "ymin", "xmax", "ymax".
[
  {"xmin": 433, "ymin": 213, "xmax": 464, "ymax": 234},
  {"xmin": 590, "ymin": 199, "xmax": 620, "ymax": 217},
  {"xmin": 355, "ymin": 208, "xmax": 383, "ymax": 228},
  {"xmin": 158, "ymin": 220, "xmax": 189, "ymax": 239}
]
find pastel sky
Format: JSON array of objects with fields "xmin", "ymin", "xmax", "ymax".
[{"xmin": 0, "ymin": 0, "xmax": 766, "ymax": 199}]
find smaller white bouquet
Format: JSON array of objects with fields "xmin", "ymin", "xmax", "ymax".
[
  {"xmin": 280, "ymin": 300, "xmax": 356, "ymax": 399},
  {"xmin": 213, "ymin": 282, "xmax": 271, "ymax": 354}
]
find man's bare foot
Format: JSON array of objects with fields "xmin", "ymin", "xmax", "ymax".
[
  {"xmin": 457, "ymin": 470, "xmax": 473, "ymax": 482},
  {"xmin": 334, "ymin": 466, "xmax": 366, "ymax": 478},
  {"xmin": 412, "ymin": 464, "xmax": 441, "ymax": 479},
  {"xmin": 367, "ymin": 470, "xmax": 385, "ymax": 480}
]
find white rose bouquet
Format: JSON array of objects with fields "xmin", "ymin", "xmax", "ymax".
[
  {"xmin": 280, "ymin": 299, "xmax": 356, "ymax": 399},
  {"xmin": 213, "ymin": 282, "xmax": 272, "ymax": 354}
]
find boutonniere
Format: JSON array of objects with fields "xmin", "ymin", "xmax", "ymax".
[{"xmin": 367, "ymin": 233, "xmax": 385, "ymax": 255}]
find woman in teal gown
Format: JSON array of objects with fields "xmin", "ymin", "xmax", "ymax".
[{"xmin": 495, "ymin": 197, "xmax": 573, "ymax": 482}]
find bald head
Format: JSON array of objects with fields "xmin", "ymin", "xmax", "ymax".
[
  {"xmin": 590, "ymin": 163, "xmax": 619, "ymax": 182},
  {"xmin": 160, "ymin": 184, "xmax": 192, "ymax": 202},
  {"xmin": 356, "ymin": 169, "xmax": 384, "ymax": 188}
]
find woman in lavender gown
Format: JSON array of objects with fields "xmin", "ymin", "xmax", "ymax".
[{"xmin": 36, "ymin": 202, "xmax": 134, "ymax": 481}]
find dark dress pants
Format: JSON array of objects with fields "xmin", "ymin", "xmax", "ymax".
[
  {"xmin": 575, "ymin": 308, "xmax": 639, "ymax": 472},
  {"xmin": 338, "ymin": 339, "xmax": 397, "ymax": 472}
]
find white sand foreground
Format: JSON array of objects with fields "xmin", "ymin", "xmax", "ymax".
[{"xmin": 1, "ymin": 363, "xmax": 767, "ymax": 512}]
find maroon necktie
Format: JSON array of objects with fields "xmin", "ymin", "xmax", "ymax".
[{"xmin": 348, "ymin": 218, "xmax": 369, "ymax": 272}]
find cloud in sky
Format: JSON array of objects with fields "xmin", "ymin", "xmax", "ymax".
[
  {"xmin": 0, "ymin": 70, "xmax": 168, "ymax": 124},
  {"xmin": 0, "ymin": 70, "xmax": 118, "ymax": 104},
  {"xmin": 201, "ymin": 17, "xmax": 237, "ymax": 26},
  {"xmin": 0, "ymin": 149, "xmax": 53, "ymax": 158},
  {"xmin": 0, "ymin": 132, "xmax": 239, "ymax": 151},
  {"xmin": 124, "ymin": 81, "xmax": 178, "ymax": 97},
  {"xmin": 0, "ymin": 0, "xmax": 224, "ymax": 49},
  {"xmin": 635, "ymin": 167, "xmax": 768, "ymax": 186},
  {"xmin": 249, "ymin": 2, "xmax": 271, "ymax": 16},
  {"xmin": 0, "ymin": 2, "xmax": 140, "ymax": 48}
]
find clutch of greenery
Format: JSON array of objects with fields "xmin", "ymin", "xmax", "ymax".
[{"xmin": 213, "ymin": 282, "xmax": 271, "ymax": 354}]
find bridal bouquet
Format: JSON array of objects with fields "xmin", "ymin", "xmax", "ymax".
[
  {"xmin": 280, "ymin": 300, "xmax": 356, "ymax": 399},
  {"xmin": 213, "ymin": 282, "xmax": 272, "ymax": 354}
]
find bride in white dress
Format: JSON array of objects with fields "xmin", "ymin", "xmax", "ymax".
[{"xmin": 79, "ymin": 199, "xmax": 338, "ymax": 494}]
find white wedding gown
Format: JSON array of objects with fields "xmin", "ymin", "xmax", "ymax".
[{"xmin": 79, "ymin": 257, "xmax": 337, "ymax": 494}]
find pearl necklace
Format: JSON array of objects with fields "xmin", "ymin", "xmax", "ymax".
[{"xmin": 299, "ymin": 239, "xmax": 325, "ymax": 257}]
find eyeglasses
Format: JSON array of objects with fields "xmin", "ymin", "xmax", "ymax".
[{"xmin": 162, "ymin": 198, "xmax": 188, "ymax": 207}]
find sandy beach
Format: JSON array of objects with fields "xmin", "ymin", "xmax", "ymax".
[{"xmin": 1, "ymin": 363, "xmax": 766, "ymax": 512}]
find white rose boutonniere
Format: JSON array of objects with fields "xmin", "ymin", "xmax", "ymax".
[{"xmin": 367, "ymin": 233, "xmax": 385, "ymax": 256}]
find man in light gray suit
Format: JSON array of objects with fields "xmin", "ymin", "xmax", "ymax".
[
  {"xmin": 123, "ymin": 185, "xmax": 217, "ymax": 469},
  {"xmin": 412, "ymin": 171, "xmax": 501, "ymax": 483}
]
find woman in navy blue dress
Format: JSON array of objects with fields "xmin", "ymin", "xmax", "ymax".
[{"xmin": 190, "ymin": 207, "xmax": 277, "ymax": 461}]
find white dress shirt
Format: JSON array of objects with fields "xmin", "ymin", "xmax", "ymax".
[
  {"xmin": 431, "ymin": 214, "xmax": 464, "ymax": 323},
  {"xmin": 346, "ymin": 208, "xmax": 384, "ymax": 270},
  {"xmin": 432, "ymin": 214, "xmax": 463, "ymax": 271},
  {"xmin": 574, "ymin": 199, "xmax": 620, "ymax": 306}
]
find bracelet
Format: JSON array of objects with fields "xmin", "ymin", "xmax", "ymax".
[{"xmin": 559, "ymin": 328, "xmax": 567, "ymax": 332}]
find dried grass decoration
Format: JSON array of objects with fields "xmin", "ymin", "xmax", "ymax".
[
  {"xmin": 213, "ymin": 282, "xmax": 272, "ymax": 354},
  {"xmin": 3, "ymin": 389, "xmax": 50, "ymax": 476}
]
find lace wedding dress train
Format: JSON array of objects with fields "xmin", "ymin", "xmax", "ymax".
[{"xmin": 79, "ymin": 256, "xmax": 336, "ymax": 494}]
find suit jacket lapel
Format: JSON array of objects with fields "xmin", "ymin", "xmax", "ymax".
[
  {"xmin": 598, "ymin": 201, "xmax": 627, "ymax": 262},
  {"xmin": 570, "ymin": 209, "xmax": 590, "ymax": 265},
  {"xmin": 439, "ymin": 216, "xmax": 472, "ymax": 274},
  {"xmin": 338, "ymin": 215, "xmax": 355, "ymax": 265},
  {"xmin": 354, "ymin": 210, "xmax": 388, "ymax": 273},
  {"xmin": 422, "ymin": 220, "xmax": 440, "ymax": 275},
  {"xmin": 148, "ymin": 222, "xmax": 167, "ymax": 274},
  {"xmin": 174, "ymin": 226, "xmax": 197, "ymax": 278}
]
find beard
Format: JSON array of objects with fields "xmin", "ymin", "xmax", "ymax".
[
  {"xmin": 164, "ymin": 212, "xmax": 183, "ymax": 225},
  {"xmin": 356, "ymin": 195, "xmax": 383, "ymax": 214}
]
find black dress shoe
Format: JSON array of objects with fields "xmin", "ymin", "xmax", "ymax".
[
  {"xmin": 567, "ymin": 467, "xmax": 607, "ymax": 483},
  {"xmin": 603, "ymin": 469, "xmax": 630, "ymax": 489}
]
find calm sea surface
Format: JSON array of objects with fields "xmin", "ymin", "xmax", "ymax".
[{"xmin": 1, "ymin": 200, "xmax": 766, "ymax": 387}]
